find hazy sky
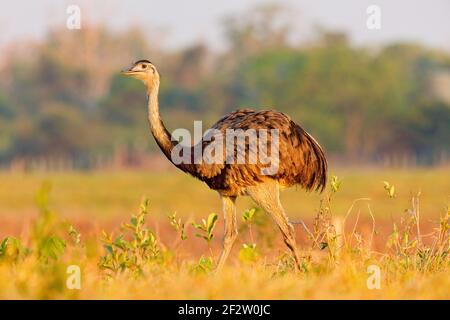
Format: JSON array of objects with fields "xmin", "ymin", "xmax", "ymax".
[{"xmin": 1, "ymin": 0, "xmax": 449, "ymax": 51}]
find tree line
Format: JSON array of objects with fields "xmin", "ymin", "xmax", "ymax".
[{"xmin": 0, "ymin": 5, "xmax": 449, "ymax": 168}]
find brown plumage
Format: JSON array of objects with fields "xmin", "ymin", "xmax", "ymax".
[
  {"xmin": 190, "ymin": 109, "xmax": 327, "ymax": 197},
  {"xmin": 121, "ymin": 60, "xmax": 328, "ymax": 271}
]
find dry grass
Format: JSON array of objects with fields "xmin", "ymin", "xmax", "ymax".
[{"xmin": 0, "ymin": 168, "xmax": 449, "ymax": 299}]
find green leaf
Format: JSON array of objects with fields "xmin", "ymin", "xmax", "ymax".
[
  {"xmin": 319, "ymin": 242, "xmax": 328, "ymax": 250},
  {"xmin": 239, "ymin": 243, "xmax": 258, "ymax": 263},
  {"xmin": 39, "ymin": 236, "xmax": 66, "ymax": 260},
  {"xmin": 104, "ymin": 244, "xmax": 114, "ymax": 255},
  {"xmin": 330, "ymin": 175, "xmax": 342, "ymax": 193},
  {"xmin": 206, "ymin": 213, "xmax": 218, "ymax": 234},
  {"xmin": 383, "ymin": 181, "xmax": 396, "ymax": 198},
  {"xmin": 0, "ymin": 236, "xmax": 30, "ymax": 260},
  {"xmin": 242, "ymin": 208, "xmax": 256, "ymax": 222}
]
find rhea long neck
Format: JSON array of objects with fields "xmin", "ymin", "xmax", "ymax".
[{"xmin": 146, "ymin": 79, "xmax": 194, "ymax": 174}]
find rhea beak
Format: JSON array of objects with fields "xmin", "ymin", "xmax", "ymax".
[
  {"xmin": 120, "ymin": 69, "xmax": 136, "ymax": 77},
  {"xmin": 120, "ymin": 65, "xmax": 147, "ymax": 82},
  {"xmin": 121, "ymin": 63, "xmax": 140, "ymax": 76}
]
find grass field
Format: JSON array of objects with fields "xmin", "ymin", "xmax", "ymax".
[{"xmin": 0, "ymin": 167, "xmax": 449, "ymax": 299}]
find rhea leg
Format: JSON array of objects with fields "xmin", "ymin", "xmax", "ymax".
[
  {"xmin": 216, "ymin": 195, "xmax": 238, "ymax": 271},
  {"xmin": 246, "ymin": 181, "xmax": 302, "ymax": 271}
]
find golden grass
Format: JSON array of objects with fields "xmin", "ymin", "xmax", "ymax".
[
  {"xmin": 0, "ymin": 167, "xmax": 448, "ymax": 219},
  {"xmin": 0, "ymin": 167, "xmax": 449, "ymax": 299},
  {"xmin": 2, "ymin": 261, "xmax": 448, "ymax": 299}
]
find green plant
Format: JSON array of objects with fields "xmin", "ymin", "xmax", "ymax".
[
  {"xmin": 242, "ymin": 208, "xmax": 256, "ymax": 223},
  {"xmin": 330, "ymin": 175, "xmax": 342, "ymax": 193},
  {"xmin": 301, "ymin": 174, "xmax": 342, "ymax": 266},
  {"xmin": 99, "ymin": 198, "xmax": 162, "ymax": 277},
  {"xmin": 238, "ymin": 243, "xmax": 258, "ymax": 264},
  {"xmin": 39, "ymin": 236, "xmax": 66, "ymax": 261},
  {"xmin": 385, "ymin": 196, "xmax": 449, "ymax": 273},
  {"xmin": 239, "ymin": 208, "xmax": 259, "ymax": 264},
  {"xmin": 192, "ymin": 213, "xmax": 218, "ymax": 261},
  {"xmin": 0, "ymin": 237, "xmax": 30, "ymax": 262},
  {"xmin": 168, "ymin": 212, "xmax": 187, "ymax": 241},
  {"xmin": 192, "ymin": 213, "xmax": 218, "ymax": 244},
  {"xmin": 383, "ymin": 181, "xmax": 396, "ymax": 198},
  {"xmin": 189, "ymin": 256, "xmax": 214, "ymax": 274},
  {"xmin": 30, "ymin": 182, "xmax": 68, "ymax": 263}
]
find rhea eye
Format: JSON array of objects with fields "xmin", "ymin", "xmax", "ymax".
[{"xmin": 141, "ymin": 64, "xmax": 147, "ymax": 69}]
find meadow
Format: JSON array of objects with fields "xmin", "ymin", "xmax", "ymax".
[{"xmin": 0, "ymin": 167, "xmax": 448, "ymax": 299}]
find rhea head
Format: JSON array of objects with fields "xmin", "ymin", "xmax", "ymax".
[{"xmin": 121, "ymin": 59, "xmax": 160, "ymax": 89}]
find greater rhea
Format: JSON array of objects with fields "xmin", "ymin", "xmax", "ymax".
[{"xmin": 121, "ymin": 60, "xmax": 327, "ymax": 270}]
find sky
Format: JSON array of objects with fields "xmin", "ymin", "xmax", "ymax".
[{"xmin": 0, "ymin": 0, "xmax": 449, "ymax": 51}]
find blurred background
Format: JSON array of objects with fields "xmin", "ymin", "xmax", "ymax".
[
  {"xmin": 0, "ymin": 0, "xmax": 449, "ymax": 171},
  {"xmin": 1, "ymin": 2, "xmax": 450, "ymax": 300}
]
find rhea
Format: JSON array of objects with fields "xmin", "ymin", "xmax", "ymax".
[{"xmin": 121, "ymin": 60, "xmax": 327, "ymax": 270}]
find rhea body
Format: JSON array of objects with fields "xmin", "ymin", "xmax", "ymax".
[{"xmin": 121, "ymin": 60, "xmax": 327, "ymax": 270}]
